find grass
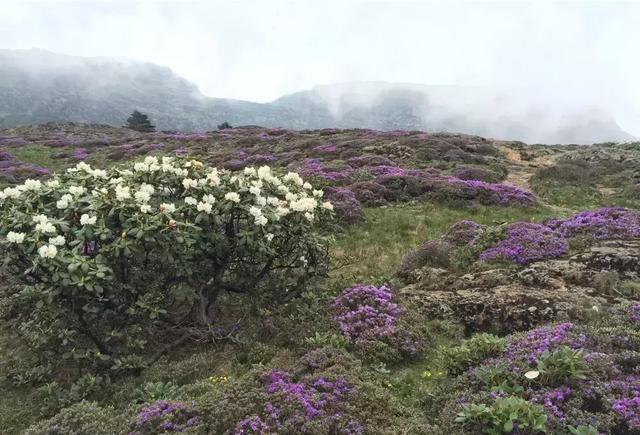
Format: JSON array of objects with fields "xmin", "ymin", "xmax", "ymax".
[
  {"xmin": 331, "ymin": 202, "xmax": 562, "ymax": 283},
  {"xmin": 9, "ymin": 144, "xmax": 66, "ymax": 172}
]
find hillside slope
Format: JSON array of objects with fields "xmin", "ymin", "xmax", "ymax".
[{"xmin": 0, "ymin": 49, "xmax": 634, "ymax": 144}]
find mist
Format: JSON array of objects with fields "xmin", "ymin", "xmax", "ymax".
[{"xmin": 1, "ymin": 0, "xmax": 639, "ymax": 140}]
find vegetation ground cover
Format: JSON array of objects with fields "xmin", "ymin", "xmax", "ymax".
[{"xmin": 1, "ymin": 124, "xmax": 639, "ymax": 434}]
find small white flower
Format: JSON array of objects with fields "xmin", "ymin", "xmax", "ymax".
[
  {"xmin": 32, "ymin": 214, "xmax": 49, "ymax": 224},
  {"xmin": 304, "ymin": 212, "xmax": 314, "ymax": 222},
  {"xmin": 313, "ymin": 189, "xmax": 323, "ymax": 198},
  {"xmin": 134, "ymin": 189, "xmax": 151, "ymax": 203},
  {"xmin": 92, "ymin": 169, "xmax": 108, "ymax": 178},
  {"xmin": 249, "ymin": 206, "xmax": 263, "ymax": 218},
  {"xmin": 255, "ymin": 215, "xmax": 268, "ymax": 226},
  {"xmin": 2, "ymin": 187, "xmax": 21, "ymax": 199},
  {"xmin": 249, "ymin": 185, "xmax": 261, "ymax": 196},
  {"xmin": 257, "ymin": 166, "xmax": 271, "ymax": 179},
  {"xmin": 134, "ymin": 162, "xmax": 149, "ymax": 172},
  {"xmin": 196, "ymin": 201, "xmax": 212, "ymax": 214},
  {"xmin": 265, "ymin": 233, "xmax": 274, "ymax": 242},
  {"xmin": 35, "ymin": 222, "xmax": 57, "ymax": 234},
  {"xmin": 144, "ymin": 156, "xmax": 159, "ymax": 166},
  {"xmin": 6, "ymin": 231, "xmax": 25, "ymax": 244},
  {"xmin": 140, "ymin": 204, "xmax": 152, "ymax": 213},
  {"xmin": 290, "ymin": 197, "xmax": 318, "ymax": 212},
  {"xmin": 255, "ymin": 196, "xmax": 267, "ymax": 206},
  {"xmin": 524, "ymin": 370, "xmax": 540, "ymax": 380},
  {"xmin": 202, "ymin": 194, "xmax": 216, "ymax": 204},
  {"xmin": 244, "ymin": 167, "xmax": 257, "ymax": 176},
  {"xmin": 182, "ymin": 178, "xmax": 198, "ymax": 190},
  {"xmin": 38, "ymin": 244, "xmax": 58, "ymax": 259},
  {"xmin": 115, "ymin": 185, "xmax": 131, "ymax": 201},
  {"xmin": 49, "ymin": 235, "xmax": 65, "ymax": 246},
  {"xmin": 159, "ymin": 203, "xmax": 176, "ymax": 213},
  {"xmin": 46, "ymin": 179, "xmax": 60, "ymax": 188},
  {"xmin": 23, "ymin": 179, "xmax": 42, "ymax": 191},
  {"xmin": 322, "ymin": 201, "xmax": 334, "ymax": 211},
  {"xmin": 80, "ymin": 214, "xmax": 97, "ymax": 226},
  {"xmin": 285, "ymin": 192, "xmax": 298, "ymax": 202},
  {"xmin": 184, "ymin": 196, "xmax": 198, "ymax": 206},
  {"xmin": 69, "ymin": 185, "xmax": 86, "ymax": 196},
  {"xmin": 207, "ymin": 172, "xmax": 220, "ymax": 186},
  {"xmin": 225, "ymin": 192, "xmax": 241, "ymax": 203},
  {"xmin": 303, "ymin": 182, "xmax": 312, "ymax": 190}
]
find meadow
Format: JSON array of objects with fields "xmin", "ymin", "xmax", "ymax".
[{"xmin": 1, "ymin": 123, "xmax": 640, "ymax": 434}]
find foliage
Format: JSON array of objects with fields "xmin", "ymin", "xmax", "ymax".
[
  {"xmin": 130, "ymin": 400, "xmax": 202, "ymax": 434},
  {"xmin": 126, "ymin": 110, "xmax": 156, "ymax": 132},
  {"xmin": 24, "ymin": 401, "xmax": 128, "ymax": 435},
  {"xmin": 218, "ymin": 121, "xmax": 233, "ymax": 130},
  {"xmin": 455, "ymin": 396, "xmax": 548, "ymax": 434}
]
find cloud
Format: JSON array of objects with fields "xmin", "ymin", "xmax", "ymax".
[{"xmin": 1, "ymin": 0, "xmax": 639, "ymax": 135}]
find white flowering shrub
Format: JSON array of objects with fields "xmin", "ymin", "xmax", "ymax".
[{"xmin": 0, "ymin": 157, "xmax": 333, "ymax": 375}]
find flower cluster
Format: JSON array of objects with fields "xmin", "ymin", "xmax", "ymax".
[
  {"xmin": 480, "ymin": 222, "xmax": 568, "ymax": 265},
  {"xmin": 332, "ymin": 284, "xmax": 421, "ymax": 357},
  {"xmin": 546, "ymin": 207, "xmax": 640, "ymax": 240},
  {"xmin": 130, "ymin": 400, "xmax": 202, "ymax": 434},
  {"xmin": 234, "ymin": 370, "xmax": 362, "ymax": 434}
]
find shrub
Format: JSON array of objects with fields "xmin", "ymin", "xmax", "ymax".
[
  {"xmin": 453, "ymin": 166, "xmax": 504, "ymax": 183},
  {"xmin": 348, "ymin": 181, "xmax": 389, "ymax": 207},
  {"xmin": 24, "ymin": 401, "xmax": 127, "ymax": 435},
  {"xmin": 480, "ymin": 222, "xmax": 568, "ymax": 265},
  {"xmin": 0, "ymin": 158, "xmax": 333, "ymax": 376},
  {"xmin": 442, "ymin": 334, "xmax": 506, "ymax": 375},
  {"xmin": 126, "ymin": 110, "xmax": 156, "ymax": 132},
  {"xmin": 130, "ymin": 400, "xmax": 202, "ymax": 434},
  {"xmin": 332, "ymin": 284, "xmax": 421, "ymax": 361},
  {"xmin": 455, "ymin": 396, "xmax": 548, "ymax": 434},
  {"xmin": 324, "ymin": 187, "xmax": 364, "ymax": 225},
  {"xmin": 546, "ymin": 207, "xmax": 640, "ymax": 240}
]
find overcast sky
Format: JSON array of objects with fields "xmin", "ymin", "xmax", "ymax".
[{"xmin": 2, "ymin": 0, "xmax": 640, "ymax": 135}]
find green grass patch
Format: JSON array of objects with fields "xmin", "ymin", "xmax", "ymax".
[{"xmin": 331, "ymin": 202, "xmax": 561, "ymax": 283}]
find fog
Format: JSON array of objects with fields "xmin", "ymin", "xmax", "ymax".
[{"xmin": 1, "ymin": 0, "xmax": 640, "ymax": 137}]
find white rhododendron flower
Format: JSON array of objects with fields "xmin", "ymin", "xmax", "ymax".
[
  {"xmin": 49, "ymin": 235, "xmax": 66, "ymax": 246},
  {"xmin": 267, "ymin": 197, "xmax": 280, "ymax": 206},
  {"xmin": 46, "ymin": 179, "xmax": 60, "ymax": 188},
  {"xmin": 140, "ymin": 204, "xmax": 152, "ymax": 213},
  {"xmin": 3, "ymin": 187, "xmax": 21, "ymax": 199},
  {"xmin": 303, "ymin": 182, "xmax": 312, "ymax": 190},
  {"xmin": 313, "ymin": 189, "xmax": 323, "ymax": 198},
  {"xmin": 207, "ymin": 172, "xmax": 220, "ymax": 186},
  {"xmin": 524, "ymin": 370, "xmax": 540, "ymax": 380},
  {"xmin": 134, "ymin": 189, "xmax": 151, "ymax": 203},
  {"xmin": 202, "ymin": 194, "xmax": 215, "ymax": 204},
  {"xmin": 56, "ymin": 194, "xmax": 73, "ymax": 209},
  {"xmin": 244, "ymin": 167, "xmax": 257, "ymax": 176},
  {"xmin": 69, "ymin": 185, "xmax": 86, "ymax": 196},
  {"xmin": 92, "ymin": 169, "xmax": 108, "ymax": 178},
  {"xmin": 255, "ymin": 196, "xmax": 267, "ymax": 206},
  {"xmin": 6, "ymin": 231, "xmax": 25, "ymax": 244},
  {"xmin": 265, "ymin": 233, "xmax": 274, "ymax": 242},
  {"xmin": 184, "ymin": 196, "xmax": 198, "ymax": 206},
  {"xmin": 32, "ymin": 214, "xmax": 49, "ymax": 224},
  {"xmin": 35, "ymin": 222, "xmax": 57, "ymax": 234},
  {"xmin": 159, "ymin": 203, "xmax": 176, "ymax": 213},
  {"xmin": 284, "ymin": 172, "xmax": 304, "ymax": 186},
  {"xmin": 249, "ymin": 206, "xmax": 262, "ymax": 218},
  {"xmin": 249, "ymin": 185, "xmax": 261, "ymax": 196},
  {"xmin": 255, "ymin": 215, "xmax": 268, "ymax": 226},
  {"xmin": 304, "ymin": 212, "xmax": 314, "ymax": 222},
  {"xmin": 80, "ymin": 214, "xmax": 97, "ymax": 226},
  {"xmin": 197, "ymin": 202, "xmax": 212, "ymax": 214},
  {"xmin": 115, "ymin": 185, "xmax": 131, "ymax": 201},
  {"xmin": 38, "ymin": 244, "xmax": 58, "ymax": 259},
  {"xmin": 257, "ymin": 166, "xmax": 271, "ymax": 179},
  {"xmin": 322, "ymin": 201, "xmax": 334, "ymax": 211},
  {"xmin": 182, "ymin": 178, "xmax": 198, "ymax": 189},
  {"xmin": 225, "ymin": 192, "xmax": 240, "ymax": 203},
  {"xmin": 290, "ymin": 197, "xmax": 318, "ymax": 212},
  {"xmin": 23, "ymin": 179, "xmax": 42, "ymax": 191}
]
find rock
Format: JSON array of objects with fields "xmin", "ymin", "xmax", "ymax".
[{"xmin": 400, "ymin": 239, "xmax": 639, "ymax": 333}]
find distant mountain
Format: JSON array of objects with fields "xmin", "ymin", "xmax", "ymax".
[{"xmin": 0, "ymin": 49, "xmax": 634, "ymax": 143}]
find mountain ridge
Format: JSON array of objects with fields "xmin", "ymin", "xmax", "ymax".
[{"xmin": 0, "ymin": 49, "xmax": 634, "ymax": 144}]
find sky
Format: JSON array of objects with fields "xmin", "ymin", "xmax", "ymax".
[{"xmin": 1, "ymin": 0, "xmax": 640, "ymax": 135}]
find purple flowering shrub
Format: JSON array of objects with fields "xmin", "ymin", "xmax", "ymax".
[
  {"xmin": 479, "ymin": 222, "xmax": 568, "ymax": 265},
  {"xmin": 546, "ymin": 207, "xmax": 640, "ymax": 240},
  {"xmin": 434, "ymin": 305, "xmax": 640, "ymax": 433},
  {"xmin": 332, "ymin": 284, "xmax": 422, "ymax": 360},
  {"xmin": 324, "ymin": 187, "xmax": 365, "ymax": 225},
  {"xmin": 130, "ymin": 400, "xmax": 202, "ymax": 434}
]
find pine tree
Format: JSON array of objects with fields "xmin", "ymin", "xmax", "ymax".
[{"xmin": 126, "ymin": 110, "xmax": 156, "ymax": 132}]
